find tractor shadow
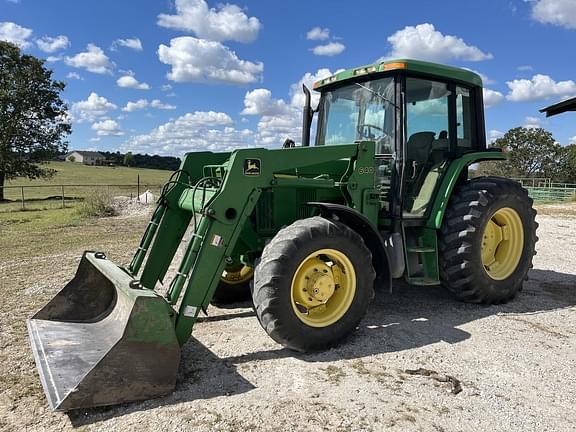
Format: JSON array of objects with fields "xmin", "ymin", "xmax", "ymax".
[
  {"xmin": 68, "ymin": 269, "xmax": 576, "ymax": 426},
  {"xmin": 67, "ymin": 337, "xmax": 256, "ymax": 427},
  {"xmin": 222, "ymin": 268, "xmax": 576, "ymax": 364}
]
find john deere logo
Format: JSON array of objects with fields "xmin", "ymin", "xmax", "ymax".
[{"xmin": 243, "ymin": 158, "xmax": 261, "ymax": 176}]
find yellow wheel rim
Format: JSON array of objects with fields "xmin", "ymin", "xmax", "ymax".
[
  {"xmin": 221, "ymin": 265, "xmax": 253, "ymax": 285},
  {"xmin": 481, "ymin": 207, "xmax": 524, "ymax": 280},
  {"xmin": 290, "ymin": 248, "xmax": 356, "ymax": 328}
]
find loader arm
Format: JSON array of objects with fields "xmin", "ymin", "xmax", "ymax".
[{"xmin": 133, "ymin": 142, "xmax": 375, "ymax": 345}]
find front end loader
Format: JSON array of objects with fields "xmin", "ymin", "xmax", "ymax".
[{"xmin": 28, "ymin": 59, "xmax": 537, "ymax": 410}]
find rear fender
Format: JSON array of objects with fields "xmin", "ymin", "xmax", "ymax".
[{"xmin": 428, "ymin": 151, "xmax": 506, "ymax": 229}]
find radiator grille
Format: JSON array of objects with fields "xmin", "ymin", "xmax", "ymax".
[
  {"xmin": 256, "ymin": 189, "xmax": 274, "ymax": 230},
  {"xmin": 297, "ymin": 189, "xmax": 317, "ymax": 219}
]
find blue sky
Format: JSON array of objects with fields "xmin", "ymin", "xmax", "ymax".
[{"xmin": 1, "ymin": 0, "xmax": 575, "ymax": 156}]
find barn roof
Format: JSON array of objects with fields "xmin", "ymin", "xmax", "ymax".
[{"xmin": 539, "ymin": 97, "xmax": 576, "ymax": 117}]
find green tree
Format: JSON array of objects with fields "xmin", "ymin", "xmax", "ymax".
[
  {"xmin": 558, "ymin": 144, "xmax": 576, "ymax": 183},
  {"xmin": 0, "ymin": 41, "xmax": 71, "ymax": 201},
  {"xmin": 123, "ymin": 151, "xmax": 134, "ymax": 167},
  {"xmin": 476, "ymin": 127, "xmax": 563, "ymax": 180}
]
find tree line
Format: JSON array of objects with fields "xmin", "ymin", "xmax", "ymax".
[
  {"xmin": 475, "ymin": 127, "xmax": 576, "ymax": 183},
  {"xmin": 99, "ymin": 151, "xmax": 181, "ymax": 171}
]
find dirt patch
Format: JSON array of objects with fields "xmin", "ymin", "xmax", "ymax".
[
  {"xmin": 0, "ymin": 209, "xmax": 575, "ymax": 431},
  {"xmin": 535, "ymin": 201, "xmax": 576, "ymax": 217}
]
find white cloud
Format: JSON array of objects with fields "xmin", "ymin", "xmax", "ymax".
[
  {"xmin": 117, "ymin": 75, "xmax": 150, "ymax": 90},
  {"xmin": 570, "ymin": 135, "xmax": 576, "ymax": 144},
  {"xmin": 111, "ymin": 38, "xmax": 143, "ymax": 51},
  {"xmin": 89, "ymin": 137, "xmax": 101, "ymax": 142},
  {"xmin": 255, "ymin": 113, "xmax": 301, "ymax": 147},
  {"xmin": 121, "ymin": 111, "xmax": 253, "ymax": 155},
  {"xmin": 242, "ymin": 92, "xmax": 300, "ymax": 146},
  {"xmin": 161, "ymin": 84, "xmax": 176, "ymax": 97},
  {"xmin": 290, "ymin": 68, "xmax": 337, "ymax": 109},
  {"xmin": 92, "ymin": 119, "xmax": 124, "ymax": 136},
  {"xmin": 158, "ymin": 37, "xmax": 263, "ymax": 84},
  {"xmin": 311, "ymin": 42, "xmax": 345, "ymax": 56},
  {"xmin": 46, "ymin": 56, "xmax": 61, "ymax": 62},
  {"xmin": 177, "ymin": 111, "xmax": 233, "ymax": 126},
  {"xmin": 66, "ymin": 72, "xmax": 83, "ymax": 80},
  {"xmin": 71, "ymin": 92, "xmax": 117, "ymax": 122},
  {"xmin": 506, "ymin": 74, "xmax": 576, "ymax": 102},
  {"xmin": 306, "ymin": 27, "xmax": 330, "ymax": 41},
  {"xmin": 483, "ymin": 88, "xmax": 505, "ymax": 108},
  {"xmin": 122, "ymin": 99, "xmax": 177, "ymax": 112},
  {"xmin": 36, "ymin": 35, "xmax": 70, "ymax": 53},
  {"xmin": 524, "ymin": 116, "xmax": 542, "ymax": 129},
  {"xmin": 386, "ymin": 23, "xmax": 493, "ymax": 62},
  {"xmin": 241, "ymin": 89, "xmax": 291, "ymax": 116},
  {"xmin": 65, "ymin": 44, "xmax": 113, "ymax": 74},
  {"xmin": 150, "ymin": 99, "xmax": 176, "ymax": 110},
  {"xmin": 517, "ymin": 65, "xmax": 533, "ymax": 72},
  {"xmin": 123, "ymin": 99, "xmax": 149, "ymax": 112},
  {"xmin": 157, "ymin": 0, "xmax": 261, "ymax": 43},
  {"xmin": 532, "ymin": 0, "xmax": 576, "ymax": 29},
  {"xmin": 123, "ymin": 67, "xmax": 343, "ymax": 154},
  {"xmin": 244, "ymin": 68, "xmax": 339, "ymax": 146},
  {"xmin": 0, "ymin": 21, "xmax": 32, "ymax": 48},
  {"xmin": 488, "ymin": 129, "xmax": 505, "ymax": 143}
]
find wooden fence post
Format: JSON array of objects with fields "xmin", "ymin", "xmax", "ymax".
[
  {"xmin": 21, "ymin": 186, "xmax": 25, "ymax": 210},
  {"xmin": 61, "ymin": 185, "xmax": 65, "ymax": 208}
]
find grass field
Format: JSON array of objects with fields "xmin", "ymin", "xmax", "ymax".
[{"xmin": 1, "ymin": 162, "xmax": 172, "ymax": 212}]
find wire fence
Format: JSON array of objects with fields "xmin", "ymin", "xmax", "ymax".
[
  {"xmin": 0, "ymin": 184, "xmax": 164, "ymax": 212},
  {"xmin": 2, "ymin": 177, "xmax": 575, "ymax": 213}
]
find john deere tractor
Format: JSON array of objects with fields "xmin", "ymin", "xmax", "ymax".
[{"xmin": 27, "ymin": 59, "xmax": 537, "ymax": 410}]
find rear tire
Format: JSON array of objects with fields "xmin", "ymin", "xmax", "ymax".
[
  {"xmin": 210, "ymin": 265, "xmax": 253, "ymax": 305},
  {"xmin": 439, "ymin": 177, "xmax": 537, "ymax": 304},
  {"xmin": 253, "ymin": 216, "xmax": 375, "ymax": 352}
]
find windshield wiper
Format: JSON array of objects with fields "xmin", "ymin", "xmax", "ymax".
[{"xmin": 355, "ymin": 83, "xmax": 398, "ymax": 109}]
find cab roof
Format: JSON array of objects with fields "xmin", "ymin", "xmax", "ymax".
[{"xmin": 313, "ymin": 59, "xmax": 483, "ymax": 90}]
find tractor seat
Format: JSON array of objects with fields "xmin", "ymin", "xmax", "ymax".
[{"xmin": 406, "ymin": 132, "xmax": 435, "ymax": 161}]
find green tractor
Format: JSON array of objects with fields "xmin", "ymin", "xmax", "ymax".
[{"xmin": 27, "ymin": 59, "xmax": 537, "ymax": 411}]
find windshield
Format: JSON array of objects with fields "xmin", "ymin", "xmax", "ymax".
[{"xmin": 316, "ymin": 77, "xmax": 396, "ymax": 153}]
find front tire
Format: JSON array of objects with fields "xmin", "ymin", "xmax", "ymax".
[
  {"xmin": 253, "ymin": 217, "xmax": 375, "ymax": 352},
  {"xmin": 439, "ymin": 177, "xmax": 537, "ymax": 304}
]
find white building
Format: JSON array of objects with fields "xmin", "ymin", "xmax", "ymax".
[{"xmin": 66, "ymin": 151, "xmax": 105, "ymax": 165}]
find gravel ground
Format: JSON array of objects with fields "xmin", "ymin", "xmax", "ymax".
[
  {"xmin": 111, "ymin": 196, "xmax": 155, "ymax": 219},
  {"xmin": 0, "ymin": 208, "xmax": 574, "ymax": 432}
]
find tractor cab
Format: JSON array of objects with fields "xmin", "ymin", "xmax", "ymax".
[{"xmin": 313, "ymin": 60, "xmax": 486, "ymax": 219}]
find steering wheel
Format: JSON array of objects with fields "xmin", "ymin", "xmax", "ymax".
[{"xmin": 358, "ymin": 123, "xmax": 386, "ymax": 140}]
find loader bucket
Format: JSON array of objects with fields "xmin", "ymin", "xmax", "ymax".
[{"xmin": 27, "ymin": 252, "xmax": 180, "ymax": 411}]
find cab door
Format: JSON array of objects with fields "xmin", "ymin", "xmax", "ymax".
[{"xmin": 402, "ymin": 77, "xmax": 452, "ymax": 217}]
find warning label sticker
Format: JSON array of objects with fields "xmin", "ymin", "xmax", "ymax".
[{"xmin": 211, "ymin": 234, "xmax": 224, "ymax": 247}]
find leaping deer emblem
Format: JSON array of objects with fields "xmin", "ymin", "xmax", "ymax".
[{"xmin": 246, "ymin": 160, "xmax": 258, "ymax": 172}]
